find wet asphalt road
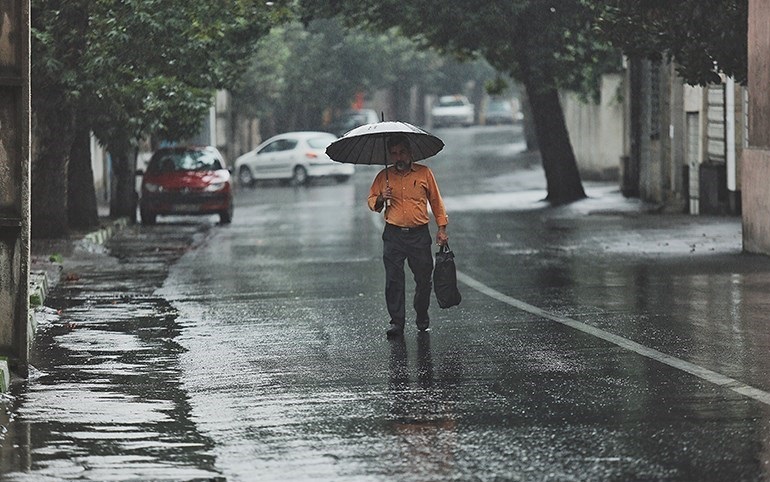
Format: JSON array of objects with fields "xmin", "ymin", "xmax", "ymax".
[{"xmin": 5, "ymin": 125, "xmax": 770, "ymax": 481}]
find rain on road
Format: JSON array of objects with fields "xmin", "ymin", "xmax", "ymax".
[{"xmin": 6, "ymin": 125, "xmax": 770, "ymax": 481}]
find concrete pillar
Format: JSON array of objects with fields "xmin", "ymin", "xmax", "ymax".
[
  {"xmin": 0, "ymin": 0, "xmax": 31, "ymax": 377},
  {"xmin": 742, "ymin": 0, "xmax": 770, "ymax": 254}
]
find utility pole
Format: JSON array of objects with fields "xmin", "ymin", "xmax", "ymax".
[{"xmin": 0, "ymin": 0, "xmax": 31, "ymax": 380}]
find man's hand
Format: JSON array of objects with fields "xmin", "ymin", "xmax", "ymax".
[
  {"xmin": 376, "ymin": 186, "xmax": 393, "ymax": 210},
  {"xmin": 436, "ymin": 226, "xmax": 448, "ymax": 246}
]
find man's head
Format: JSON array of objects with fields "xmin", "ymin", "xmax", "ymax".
[{"xmin": 387, "ymin": 135, "xmax": 412, "ymax": 172}]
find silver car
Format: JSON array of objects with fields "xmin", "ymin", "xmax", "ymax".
[{"xmin": 234, "ymin": 131, "xmax": 355, "ymax": 186}]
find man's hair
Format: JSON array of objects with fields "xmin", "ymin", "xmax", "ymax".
[{"xmin": 387, "ymin": 134, "xmax": 411, "ymax": 151}]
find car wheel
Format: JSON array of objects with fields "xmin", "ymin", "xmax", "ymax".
[
  {"xmin": 220, "ymin": 201, "xmax": 233, "ymax": 224},
  {"xmin": 238, "ymin": 166, "xmax": 255, "ymax": 187},
  {"xmin": 140, "ymin": 208, "xmax": 156, "ymax": 225},
  {"xmin": 291, "ymin": 166, "xmax": 308, "ymax": 186}
]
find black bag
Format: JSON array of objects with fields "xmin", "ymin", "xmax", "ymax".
[{"xmin": 433, "ymin": 243, "xmax": 461, "ymax": 308}]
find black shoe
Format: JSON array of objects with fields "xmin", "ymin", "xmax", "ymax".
[
  {"xmin": 386, "ymin": 325, "xmax": 404, "ymax": 338},
  {"xmin": 386, "ymin": 321, "xmax": 404, "ymax": 338},
  {"xmin": 416, "ymin": 317, "xmax": 430, "ymax": 331}
]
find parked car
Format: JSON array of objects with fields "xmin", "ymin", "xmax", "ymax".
[
  {"xmin": 328, "ymin": 109, "xmax": 380, "ymax": 136},
  {"xmin": 234, "ymin": 131, "xmax": 354, "ymax": 186},
  {"xmin": 483, "ymin": 98, "xmax": 516, "ymax": 125},
  {"xmin": 431, "ymin": 95, "xmax": 475, "ymax": 128},
  {"xmin": 138, "ymin": 146, "xmax": 233, "ymax": 225}
]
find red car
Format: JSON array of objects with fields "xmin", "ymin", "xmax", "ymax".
[{"xmin": 138, "ymin": 146, "xmax": 234, "ymax": 225}]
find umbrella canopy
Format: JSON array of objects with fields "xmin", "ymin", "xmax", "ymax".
[{"xmin": 326, "ymin": 121, "xmax": 444, "ymax": 166}]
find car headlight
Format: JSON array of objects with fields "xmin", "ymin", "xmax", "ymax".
[
  {"xmin": 144, "ymin": 183, "xmax": 162, "ymax": 192},
  {"xmin": 204, "ymin": 182, "xmax": 226, "ymax": 192}
]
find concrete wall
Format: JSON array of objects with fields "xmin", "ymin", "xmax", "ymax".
[
  {"xmin": 0, "ymin": 0, "xmax": 30, "ymax": 375},
  {"xmin": 742, "ymin": 149, "xmax": 770, "ymax": 253},
  {"xmin": 90, "ymin": 136, "xmax": 108, "ymax": 207},
  {"xmin": 742, "ymin": 0, "xmax": 770, "ymax": 254},
  {"xmin": 562, "ymin": 73, "xmax": 624, "ymax": 181}
]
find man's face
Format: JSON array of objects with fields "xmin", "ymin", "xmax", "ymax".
[{"xmin": 388, "ymin": 143, "xmax": 412, "ymax": 171}]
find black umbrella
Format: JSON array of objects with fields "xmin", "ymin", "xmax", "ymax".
[{"xmin": 326, "ymin": 121, "xmax": 444, "ymax": 166}]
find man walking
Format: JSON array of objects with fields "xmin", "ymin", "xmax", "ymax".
[{"xmin": 368, "ymin": 134, "xmax": 449, "ymax": 338}]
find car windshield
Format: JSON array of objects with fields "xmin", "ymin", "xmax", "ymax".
[
  {"xmin": 148, "ymin": 150, "xmax": 222, "ymax": 173},
  {"xmin": 307, "ymin": 135, "xmax": 336, "ymax": 149},
  {"xmin": 488, "ymin": 102, "xmax": 511, "ymax": 112}
]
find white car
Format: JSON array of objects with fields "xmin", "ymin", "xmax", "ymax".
[
  {"xmin": 234, "ymin": 131, "xmax": 354, "ymax": 186},
  {"xmin": 431, "ymin": 95, "xmax": 475, "ymax": 128}
]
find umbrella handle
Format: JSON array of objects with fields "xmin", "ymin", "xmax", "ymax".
[
  {"xmin": 384, "ymin": 139, "xmax": 391, "ymax": 206},
  {"xmin": 385, "ymin": 168, "xmax": 391, "ymax": 207}
]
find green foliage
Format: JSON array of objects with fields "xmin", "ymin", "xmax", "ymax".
[
  {"xmin": 232, "ymin": 18, "xmax": 498, "ymax": 131},
  {"xmin": 485, "ymin": 76, "xmax": 510, "ymax": 97},
  {"xmin": 589, "ymin": 0, "xmax": 747, "ymax": 86},
  {"xmin": 300, "ymin": 0, "xmax": 621, "ymax": 100},
  {"xmin": 29, "ymin": 293, "xmax": 42, "ymax": 308},
  {"xmin": 48, "ymin": 253, "xmax": 63, "ymax": 263},
  {"xmin": 31, "ymin": 0, "xmax": 286, "ymax": 149}
]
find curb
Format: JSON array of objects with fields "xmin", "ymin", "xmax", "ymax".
[
  {"xmin": 29, "ymin": 216, "xmax": 130, "ymax": 312},
  {"xmin": 82, "ymin": 217, "xmax": 129, "ymax": 245},
  {"xmin": 12, "ymin": 217, "xmax": 130, "ymax": 392}
]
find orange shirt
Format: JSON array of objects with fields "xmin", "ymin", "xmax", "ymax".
[{"xmin": 368, "ymin": 163, "xmax": 448, "ymax": 228}]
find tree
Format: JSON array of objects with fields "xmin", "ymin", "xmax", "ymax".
[
  {"xmin": 30, "ymin": 1, "xmax": 86, "ymax": 237},
  {"xmin": 301, "ymin": 1, "xmax": 621, "ymax": 205},
  {"xmin": 31, "ymin": 0, "xmax": 285, "ymax": 236},
  {"xmin": 230, "ymin": 18, "xmax": 465, "ymax": 138},
  {"xmin": 590, "ymin": 0, "xmax": 747, "ymax": 86}
]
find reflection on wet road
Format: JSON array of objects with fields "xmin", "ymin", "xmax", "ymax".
[{"xmin": 3, "ymin": 225, "xmax": 223, "ymax": 480}]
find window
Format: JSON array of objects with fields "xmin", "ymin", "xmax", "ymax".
[
  {"xmin": 148, "ymin": 149, "xmax": 222, "ymax": 172},
  {"xmin": 260, "ymin": 139, "xmax": 297, "ymax": 154}
]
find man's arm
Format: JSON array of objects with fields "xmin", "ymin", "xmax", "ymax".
[
  {"xmin": 425, "ymin": 169, "xmax": 448, "ymax": 223},
  {"xmin": 367, "ymin": 173, "xmax": 385, "ymax": 212},
  {"xmin": 424, "ymin": 169, "xmax": 449, "ymax": 245}
]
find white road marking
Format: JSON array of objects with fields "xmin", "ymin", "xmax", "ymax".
[{"xmin": 457, "ymin": 271, "xmax": 770, "ymax": 406}]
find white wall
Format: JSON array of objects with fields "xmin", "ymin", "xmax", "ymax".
[
  {"xmin": 90, "ymin": 135, "xmax": 109, "ymax": 209},
  {"xmin": 562, "ymin": 73, "xmax": 625, "ymax": 180}
]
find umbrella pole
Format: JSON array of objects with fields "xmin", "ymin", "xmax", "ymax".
[{"xmin": 384, "ymin": 137, "xmax": 391, "ymax": 207}]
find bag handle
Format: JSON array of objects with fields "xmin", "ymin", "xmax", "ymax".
[{"xmin": 438, "ymin": 242, "xmax": 451, "ymax": 253}]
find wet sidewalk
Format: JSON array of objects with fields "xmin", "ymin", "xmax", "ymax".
[
  {"xmin": 15, "ymin": 219, "xmax": 220, "ymax": 480},
  {"xmin": 28, "ymin": 218, "xmax": 131, "ymax": 348}
]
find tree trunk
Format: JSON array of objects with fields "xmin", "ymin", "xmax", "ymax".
[
  {"xmin": 30, "ymin": 99, "xmax": 75, "ymax": 238},
  {"xmin": 67, "ymin": 123, "xmax": 100, "ymax": 230},
  {"xmin": 523, "ymin": 81, "xmax": 586, "ymax": 205},
  {"xmin": 518, "ymin": 88, "xmax": 539, "ymax": 152},
  {"xmin": 109, "ymin": 146, "xmax": 137, "ymax": 222}
]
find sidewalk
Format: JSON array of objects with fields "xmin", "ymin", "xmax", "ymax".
[{"xmin": 27, "ymin": 217, "xmax": 131, "ymax": 361}]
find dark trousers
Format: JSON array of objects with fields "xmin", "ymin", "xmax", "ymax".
[{"xmin": 382, "ymin": 224, "xmax": 433, "ymax": 326}]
